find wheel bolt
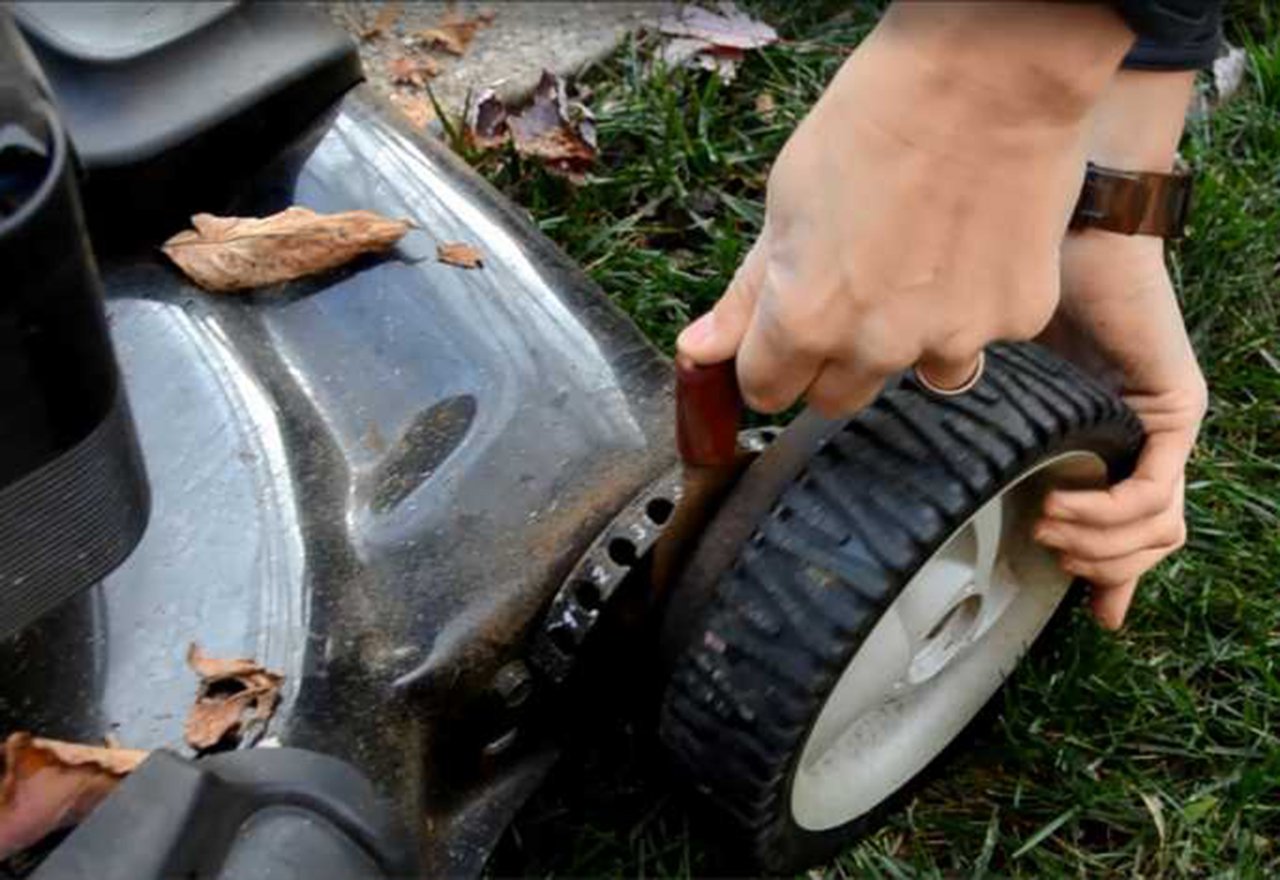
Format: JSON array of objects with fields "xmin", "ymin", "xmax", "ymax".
[{"xmin": 491, "ymin": 660, "xmax": 534, "ymax": 709}]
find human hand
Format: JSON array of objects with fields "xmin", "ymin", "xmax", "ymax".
[
  {"xmin": 1031, "ymin": 67, "xmax": 1203, "ymax": 630},
  {"xmin": 1035, "ymin": 231, "xmax": 1206, "ymax": 629},
  {"xmin": 676, "ymin": 3, "xmax": 1133, "ymax": 415}
]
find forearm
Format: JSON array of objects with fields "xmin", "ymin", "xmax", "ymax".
[
  {"xmin": 1086, "ymin": 69, "xmax": 1197, "ymax": 170},
  {"xmin": 870, "ymin": 2, "xmax": 1136, "ymax": 128},
  {"xmin": 1060, "ymin": 68, "xmax": 1201, "ymax": 396}
]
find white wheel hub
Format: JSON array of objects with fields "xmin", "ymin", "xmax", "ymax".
[{"xmin": 789, "ymin": 452, "xmax": 1107, "ymax": 832}]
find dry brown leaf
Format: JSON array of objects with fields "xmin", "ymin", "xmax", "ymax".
[
  {"xmin": 184, "ymin": 643, "xmax": 284, "ymax": 752},
  {"xmin": 0, "ymin": 733, "xmax": 148, "ymax": 859},
  {"xmin": 657, "ymin": 1, "xmax": 777, "ymax": 50},
  {"xmin": 413, "ymin": 9, "xmax": 492, "ymax": 56},
  {"xmin": 508, "ymin": 70, "xmax": 597, "ymax": 183},
  {"xmin": 657, "ymin": 1, "xmax": 776, "ymax": 81},
  {"xmin": 437, "ymin": 242, "xmax": 484, "ymax": 269},
  {"xmin": 464, "ymin": 88, "xmax": 510, "ymax": 151},
  {"xmin": 186, "ymin": 689, "xmax": 275, "ymax": 752},
  {"xmin": 161, "ymin": 207, "xmax": 410, "ymax": 293},
  {"xmin": 361, "ymin": 1, "xmax": 402, "ymax": 40},
  {"xmin": 388, "ymin": 53, "xmax": 440, "ymax": 88},
  {"xmin": 186, "ymin": 642, "xmax": 264, "ymax": 680},
  {"xmin": 391, "ymin": 92, "xmax": 438, "ymax": 131}
]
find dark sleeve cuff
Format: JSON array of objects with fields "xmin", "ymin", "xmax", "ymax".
[{"xmin": 1116, "ymin": 0, "xmax": 1222, "ymax": 70}]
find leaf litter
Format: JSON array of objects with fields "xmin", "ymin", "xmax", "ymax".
[
  {"xmin": 464, "ymin": 70, "xmax": 597, "ymax": 182},
  {"xmin": 657, "ymin": 1, "xmax": 778, "ymax": 82},
  {"xmin": 0, "ymin": 733, "xmax": 148, "ymax": 860},
  {"xmin": 0, "ymin": 642, "xmax": 288, "ymax": 859},
  {"xmin": 509, "ymin": 71, "xmax": 598, "ymax": 182},
  {"xmin": 184, "ymin": 644, "xmax": 284, "ymax": 752},
  {"xmin": 437, "ymin": 242, "xmax": 484, "ymax": 269},
  {"xmin": 412, "ymin": 8, "xmax": 494, "ymax": 56},
  {"xmin": 388, "ymin": 53, "xmax": 441, "ymax": 88},
  {"xmin": 465, "ymin": 88, "xmax": 510, "ymax": 151},
  {"xmin": 450, "ymin": 5, "xmax": 774, "ymax": 167},
  {"xmin": 361, "ymin": 1, "xmax": 402, "ymax": 41},
  {"xmin": 162, "ymin": 207, "xmax": 411, "ymax": 292}
]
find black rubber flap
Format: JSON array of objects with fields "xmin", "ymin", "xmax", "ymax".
[{"xmin": 31, "ymin": 749, "xmax": 419, "ymax": 880}]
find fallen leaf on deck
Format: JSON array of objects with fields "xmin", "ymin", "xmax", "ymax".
[
  {"xmin": 508, "ymin": 70, "xmax": 597, "ymax": 182},
  {"xmin": 162, "ymin": 207, "xmax": 410, "ymax": 292},
  {"xmin": 0, "ymin": 733, "xmax": 148, "ymax": 860},
  {"xmin": 388, "ymin": 53, "xmax": 441, "ymax": 88},
  {"xmin": 391, "ymin": 92, "xmax": 438, "ymax": 131},
  {"xmin": 184, "ymin": 644, "xmax": 284, "ymax": 751},
  {"xmin": 464, "ymin": 88, "xmax": 510, "ymax": 150},
  {"xmin": 657, "ymin": 2, "xmax": 776, "ymax": 81},
  {"xmin": 413, "ymin": 9, "xmax": 493, "ymax": 56},
  {"xmin": 437, "ymin": 242, "xmax": 484, "ymax": 269},
  {"xmin": 361, "ymin": 1, "xmax": 402, "ymax": 40}
]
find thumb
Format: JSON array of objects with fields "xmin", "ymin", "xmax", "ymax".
[{"xmin": 677, "ymin": 240, "xmax": 764, "ymax": 365}]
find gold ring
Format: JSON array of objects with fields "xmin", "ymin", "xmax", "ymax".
[{"xmin": 913, "ymin": 350, "xmax": 986, "ymax": 397}]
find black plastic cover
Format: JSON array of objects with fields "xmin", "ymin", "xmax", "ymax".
[
  {"xmin": 31, "ymin": 748, "xmax": 418, "ymax": 880},
  {"xmin": 11, "ymin": 2, "xmax": 363, "ymax": 246},
  {"xmin": 0, "ymin": 11, "xmax": 148, "ymax": 639},
  {"xmin": 0, "ymin": 86, "xmax": 677, "ymax": 876}
]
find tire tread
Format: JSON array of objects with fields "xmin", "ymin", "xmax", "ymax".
[{"xmin": 658, "ymin": 343, "xmax": 1142, "ymax": 874}]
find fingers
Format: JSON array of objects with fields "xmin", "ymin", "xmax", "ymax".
[
  {"xmin": 736, "ymin": 304, "xmax": 824, "ymax": 413},
  {"xmin": 805, "ymin": 359, "xmax": 886, "ymax": 418},
  {"xmin": 676, "ymin": 241, "xmax": 765, "ymax": 367},
  {"xmin": 1042, "ymin": 432, "xmax": 1190, "ymax": 525},
  {"xmin": 1036, "ymin": 430, "xmax": 1194, "ymax": 632},
  {"xmin": 1062, "ymin": 547, "xmax": 1174, "ymax": 589},
  {"xmin": 1087, "ymin": 578, "xmax": 1140, "ymax": 631},
  {"xmin": 1034, "ymin": 502, "xmax": 1185, "ymax": 562}
]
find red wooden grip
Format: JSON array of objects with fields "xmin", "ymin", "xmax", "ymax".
[{"xmin": 675, "ymin": 355, "xmax": 742, "ymax": 466}]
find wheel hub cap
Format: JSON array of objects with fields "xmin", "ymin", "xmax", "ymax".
[{"xmin": 790, "ymin": 452, "xmax": 1106, "ymax": 832}]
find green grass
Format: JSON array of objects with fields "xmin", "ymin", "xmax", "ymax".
[{"xmin": 482, "ymin": 6, "xmax": 1280, "ymax": 877}]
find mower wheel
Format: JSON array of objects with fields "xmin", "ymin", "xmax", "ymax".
[{"xmin": 658, "ymin": 343, "xmax": 1143, "ymax": 875}]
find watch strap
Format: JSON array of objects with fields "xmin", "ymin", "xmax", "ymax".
[{"xmin": 1071, "ymin": 161, "xmax": 1193, "ymax": 239}]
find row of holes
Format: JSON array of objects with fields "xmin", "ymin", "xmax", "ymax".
[
  {"xmin": 555, "ymin": 428, "xmax": 782, "ymax": 653},
  {"xmin": 568, "ymin": 494, "xmax": 676, "ymax": 621}
]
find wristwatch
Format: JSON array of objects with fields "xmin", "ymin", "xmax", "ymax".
[{"xmin": 1070, "ymin": 161, "xmax": 1194, "ymax": 239}]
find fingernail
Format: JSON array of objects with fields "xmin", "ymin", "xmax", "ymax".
[
  {"xmin": 678, "ymin": 312, "xmax": 714, "ymax": 350},
  {"xmin": 1035, "ymin": 525, "xmax": 1060, "ymax": 545},
  {"xmin": 1092, "ymin": 606, "xmax": 1124, "ymax": 631},
  {"xmin": 1044, "ymin": 496, "xmax": 1074, "ymax": 520}
]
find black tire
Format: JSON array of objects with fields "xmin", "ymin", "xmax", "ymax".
[{"xmin": 658, "ymin": 343, "xmax": 1143, "ymax": 876}]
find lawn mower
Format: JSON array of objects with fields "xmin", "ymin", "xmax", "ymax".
[{"xmin": 0, "ymin": 4, "xmax": 1143, "ymax": 877}]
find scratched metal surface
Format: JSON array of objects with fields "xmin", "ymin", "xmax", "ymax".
[{"xmin": 0, "ymin": 87, "xmax": 676, "ymax": 873}]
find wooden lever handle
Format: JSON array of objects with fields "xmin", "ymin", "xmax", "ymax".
[{"xmin": 675, "ymin": 355, "xmax": 742, "ymax": 467}]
